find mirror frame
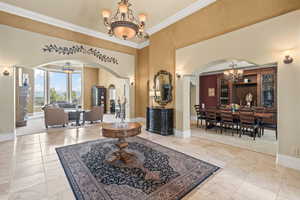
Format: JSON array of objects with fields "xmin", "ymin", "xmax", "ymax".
[{"xmin": 153, "ymin": 70, "xmax": 173, "ymax": 106}]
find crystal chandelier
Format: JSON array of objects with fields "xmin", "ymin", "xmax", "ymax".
[
  {"xmin": 62, "ymin": 62, "xmax": 74, "ymax": 74},
  {"xmin": 102, "ymin": 0, "xmax": 149, "ymax": 40},
  {"xmin": 223, "ymin": 62, "xmax": 244, "ymax": 82}
]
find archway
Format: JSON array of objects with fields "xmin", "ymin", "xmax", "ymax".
[{"xmin": 175, "ymin": 58, "xmax": 278, "ymax": 154}]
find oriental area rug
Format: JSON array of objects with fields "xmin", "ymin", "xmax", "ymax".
[{"xmin": 56, "ymin": 137, "xmax": 219, "ymax": 200}]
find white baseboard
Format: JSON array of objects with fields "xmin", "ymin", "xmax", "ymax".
[
  {"xmin": 0, "ymin": 133, "xmax": 15, "ymax": 142},
  {"xmin": 174, "ymin": 129, "xmax": 192, "ymax": 138},
  {"xmin": 277, "ymin": 154, "xmax": 300, "ymax": 171}
]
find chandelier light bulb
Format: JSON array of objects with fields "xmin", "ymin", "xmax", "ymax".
[
  {"xmin": 119, "ymin": 4, "xmax": 128, "ymax": 14},
  {"xmin": 102, "ymin": 10, "xmax": 111, "ymax": 18},
  {"xmin": 138, "ymin": 14, "xmax": 147, "ymax": 22}
]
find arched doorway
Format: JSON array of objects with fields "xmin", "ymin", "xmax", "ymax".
[{"xmin": 175, "ymin": 59, "xmax": 278, "ymax": 155}]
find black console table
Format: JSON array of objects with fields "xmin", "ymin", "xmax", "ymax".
[{"xmin": 146, "ymin": 107, "xmax": 173, "ymax": 136}]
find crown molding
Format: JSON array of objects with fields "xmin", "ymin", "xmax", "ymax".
[
  {"xmin": 147, "ymin": 0, "xmax": 217, "ymax": 35},
  {"xmin": 0, "ymin": 0, "xmax": 216, "ymax": 49},
  {"xmin": 137, "ymin": 41, "xmax": 150, "ymax": 49}
]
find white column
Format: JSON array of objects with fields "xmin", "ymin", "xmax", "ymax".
[{"xmin": 175, "ymin": 76, "xmax": 191, "ymax": 138}]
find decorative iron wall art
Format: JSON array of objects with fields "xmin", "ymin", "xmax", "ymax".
[{"xmin": 42, "ymin": 44, "xmax": 119, "ymax": 64}]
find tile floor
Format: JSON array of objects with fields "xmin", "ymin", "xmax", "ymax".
[{"xmin": 1, "ymin": 124, "xmax": 300, "ymax": 200}]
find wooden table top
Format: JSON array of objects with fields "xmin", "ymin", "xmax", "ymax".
[
  {"xmin": 203, "ymin": 109, "xmax": 275, "ymax": 119},
  {"xmin": 102, "ymin": 122, "xmax": 142, "ymax": 139},
  {"xmin": 102, "ymin": 122, "xmax": 142, "ymax": 131}
]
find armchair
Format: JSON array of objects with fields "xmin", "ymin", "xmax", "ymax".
[
  {"xmin": 84, "ymin": 106, "xmax": 104, "ymax": 123},
  {"xmin": 43, "ymin": 106, "xmax": 69, "ymax": 128}
]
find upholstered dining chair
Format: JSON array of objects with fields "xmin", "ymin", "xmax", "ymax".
[
  {"xmin": 43, "ymin": 106, "xmax": 69, "ymax": 128},
  {"xmin": 194, "ymin": 105, "xmax": 206, "ymax": 128},
  {"xmin": 84, "ymin": 106, "xmax": 104, "ymax": 123}
]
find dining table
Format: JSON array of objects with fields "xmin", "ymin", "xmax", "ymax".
[{"xmin": 202, "ymin": 108, "xmax": 275, "ymax": 127}]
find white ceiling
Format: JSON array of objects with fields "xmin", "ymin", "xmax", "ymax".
[{"xmin": 0, "ymin": 0, "xmax": 216, "ymax": 48}]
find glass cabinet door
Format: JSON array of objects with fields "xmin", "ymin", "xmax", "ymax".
[
  {"xmin": 261, "ymin": 73, "xmax": 275, "ymax": 107},
  {"xmin": 220, "ymin": 79, "xmax": 229, "ymax": 105}
]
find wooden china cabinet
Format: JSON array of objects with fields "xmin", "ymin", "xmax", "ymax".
[{"xmin": 217, "ymin": 67, "xmax": 277, "ymax": 108}]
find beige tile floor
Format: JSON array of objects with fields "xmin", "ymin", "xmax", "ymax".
[{"xmin": 1, "ymin": 124, "xmax": 300, "ymax": 200}]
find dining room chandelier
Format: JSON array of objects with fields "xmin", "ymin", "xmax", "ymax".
[
  {"xmin": 223, "ymin": 62, "xmax": 244, "ymax": 82},
  {"xmin": 102, "ymin": 0, "xmax": 149, "ymax": 40}
]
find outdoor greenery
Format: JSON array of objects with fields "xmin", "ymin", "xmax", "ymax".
[{"xmin": 50, "ymin": 88, "xmax": 67, "ymax": 103}]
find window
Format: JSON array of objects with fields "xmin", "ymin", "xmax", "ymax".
[
  {"xmin": 34, "ymin": 69, "xmax": 45, "ymax": 112},
  {"xmin": 49, "ymin": 72, "xmax": 68, "ymax": 103},
  {"xmin": 71, "ymin": 73, "xmax": 82, "ymax": 104},
  {"xmin": 33, "ymin": 69, "xmax": 82, "ymax": 106}
]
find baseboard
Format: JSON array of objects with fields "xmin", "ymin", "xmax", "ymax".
[
  {"xmin": 174, "ymin": 129, "xmax": 191, "ymax": 138},
  {"xmin": 277, "ymin": 154, "xmax": 300, "ymax": 171},
  {"xmin": 0, "ymin": 132, "xmax": 15, "ymax": 142},
  {"xmin": 128, "ymin": 118, "xmax": 146, "ymax": 123}
]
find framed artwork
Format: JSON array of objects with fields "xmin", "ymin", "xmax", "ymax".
[{"xmin": 208, "ymin": 88, "xmax": 215, "ymax": 97}]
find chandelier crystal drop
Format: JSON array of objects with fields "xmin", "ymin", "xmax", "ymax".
[
  {"xmin": 102, "ymin": 0, "xmax": 149, "ymax": 40},
  {"xmin": 223, "ymin": 62, "xmax": 244, "ymax": 82}
]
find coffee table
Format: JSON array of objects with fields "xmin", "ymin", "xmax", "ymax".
[{"xmin": 102, "ymin": 122, "xmax": 142, "ymax": 164}]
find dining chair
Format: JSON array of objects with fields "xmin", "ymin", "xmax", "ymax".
[
  {"xmin": 261, "ymin": 110, "xmax": 277, "ymax": 140},
  {"xmin": 205, "ymin": 110, "xmax": 220, "ymax": 133},
  {"xmin": 239, "ymin": 111, "xmax": 258, "ymax": 140},
  {"xmin": 220, "ymin": 110, "xmax": 238, "ymax": 135},
  {"xmin": 194, "ymin": 105, "xmax": 206, "ymax": 128}
]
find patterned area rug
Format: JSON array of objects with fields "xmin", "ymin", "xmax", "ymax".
[{"xmin": 56, "ymin": 137, "xmax": 220, "ymax": 200}]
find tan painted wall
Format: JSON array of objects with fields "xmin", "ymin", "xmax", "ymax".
[
  {"xmin": 83, "ymin": 67, "xmax": 99, "ymax": 110},
  {"xmin": 135, "ymin": 47, "xmax": 150, "ymax": 118},
  {"xmin": 140, "ymin": 0, "xmax": 300, "ymax": 113},
  {"xmin": 176, "ymin": 10, "xmax": 300, "ymax": 158}
]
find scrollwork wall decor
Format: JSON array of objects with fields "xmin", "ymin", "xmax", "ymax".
[{"xmin": 42, "ymin": 44, "xmax": 119, "ymax": 64}]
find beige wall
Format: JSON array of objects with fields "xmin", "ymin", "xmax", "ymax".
[
  {"xmin": 0, "ymin": 67, "xmax": 15, "ymax": 137},
  {"xmin": 176, "ymin": 10, "xmax": 300, "ymax": 159},
  {"xmin": 0, "ymin": 25, "xmax": 135, "ymax": 78},
  {"xmin": 83, "ymin": 67, "xmax": 99, "ymax": 110}
]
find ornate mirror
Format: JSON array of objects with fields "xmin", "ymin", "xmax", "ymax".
[{"xmin": 153, "ymin": 70, "xmax": 173, "ymax": 106}]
